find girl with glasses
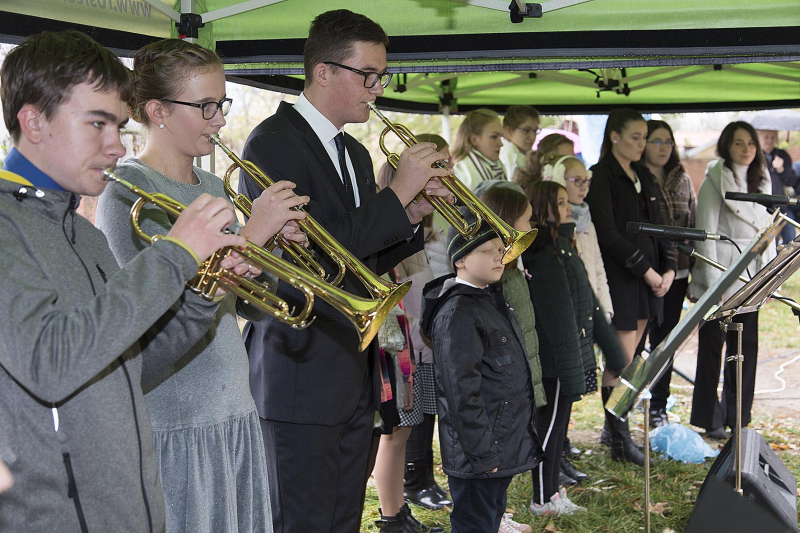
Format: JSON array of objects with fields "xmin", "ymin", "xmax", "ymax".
[
  {"xmin": 96, "ymin": 39, "xmax": 309, "ymax": 533},
  {"xmin": 499, "ymin": 105, "xmax": 540, "ymax": 180},
  {"xmin": 642, "ymin": 120, "xmax": 697, "ymax": 429}
]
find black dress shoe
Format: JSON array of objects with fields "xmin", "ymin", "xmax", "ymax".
[
  {"xmin": 401, "ymin": 503, "xmax": 444, "ymax": 533},
  {"xmin": 559, "ymin": 470, "xmax": 578, "ymax": 487},
  {"xmin": 430, "ymin": 484, "xmax": 452, "ymax": 506},
  {"xmin": 404, "ymin": 487, "xmax": 446, "ymax": 510},
  {"xmin": 649, "ymin": 408, "xmax": 669, "ymax": 428},
  {"xmin": 706, "ymin": 427, "xmax": 730, "ymax": 441},
  {"xmin": 561, "ymin": 457, "xmax": 590, "ymax": 484}
]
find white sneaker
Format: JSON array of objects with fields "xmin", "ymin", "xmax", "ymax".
[
  {"xmin": 550, "ymin": 488, "xmax": 587, "ymax": 515},
  {"xmin": 500, "ymin": 513, "xmax": 532, "ymax": 533},
  {"xmin": 529, "ymin": 499, "xmax": 557, "ymax": 516}
]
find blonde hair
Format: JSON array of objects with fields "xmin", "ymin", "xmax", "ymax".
[
  {"xmin": 452, "ymin": 108, "xmax": 500, "ymax": 162},
  {"xmin": 513, "ymin": 135, "xmax": 577, "ymax": 197},
  {"xmin": 130, "ymin": 39, "xmax": 222, "ymax": 127}
]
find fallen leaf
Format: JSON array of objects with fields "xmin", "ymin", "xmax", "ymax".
[
  {"xmin": 544, "ymin": 520, "xmax": 560, "ymax": 532},
  {"xmin": 650, "ymin": 501, "xmax": 670, "ymax": 517}
]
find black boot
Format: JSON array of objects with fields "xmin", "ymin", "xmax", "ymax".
[
  {"xmin": 600, "ymin": 395, "xmax": 643, "ymax": 450},
  {"xmin": 561, "ymin": 449, "xmax": 590, "ymax": 484},
  {"xmin": 602, "ymin": 386, "xmax": 648, "ymax": 466},
  {"xmin": 559, "ymin": 469, "xmax": 578, "ymax": 487},
  {"xmin": 374, "ymin": 508, "xmax": 411, "ymax": 533},
  {"xmin": 425, "ymin": 449, "xmax": 452, "ymax": 506},
  {"xmin": 401, "ymin": 503, "xmax": 444, "ymax": 533},
  {"xmin": 403, "ymin": 460, "xmax": 446, "ymax": 510},
  {"xmin": 564, "ymin": 435, "xmax": 581, "ymax": 457}
]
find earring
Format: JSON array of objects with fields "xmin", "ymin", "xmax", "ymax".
[
  {"xmin": 159, "ymin": 123, "xmax": 165, "ymax": 129},
  {"xmin": 613, "ymin": 139, "xmax": 617, "ymax": 144}
]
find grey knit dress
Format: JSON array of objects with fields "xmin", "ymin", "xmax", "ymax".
[{"xmin": 96, "ymin": 158, "xmax": 272, "ymax": 533}]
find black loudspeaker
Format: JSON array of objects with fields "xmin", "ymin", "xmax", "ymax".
[{"xmin": 686, "ymin": 428, "xmax": 798, "ymax": 533}]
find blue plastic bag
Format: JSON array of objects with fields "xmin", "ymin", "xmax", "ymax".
[{"xmin": 649, "ymin": 423, "xmax": 719, "ymax": 464}]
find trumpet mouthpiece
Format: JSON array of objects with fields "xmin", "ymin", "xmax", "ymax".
[{"xmin": 366, "ymin": 101, "xmax": 382, "ymax": 116}]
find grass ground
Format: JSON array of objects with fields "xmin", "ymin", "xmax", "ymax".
[
  {"xmin": 362, "ymin": 276, "xmax": 800, "ymax": 532},
  {"xmin": 362, "ymin": 387, "xmax": 800, "ymax": 532}
]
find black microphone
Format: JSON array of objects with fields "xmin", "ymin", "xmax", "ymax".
[
  {"xmin": 626, "ymin": 222, "xmax": 726, "ymax": 242},
  {"xmin": 724, "ymin": 191, "xmax": 799, "ymax": 207}
]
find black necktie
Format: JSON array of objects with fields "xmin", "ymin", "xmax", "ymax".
[{"xmin": 333, "ymin": 133, "xmax": 352, "ymax": 199}]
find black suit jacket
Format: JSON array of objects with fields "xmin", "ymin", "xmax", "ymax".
[{"xmin": 240, "ymin": 101, "xmax": 423, "ymax": 425}]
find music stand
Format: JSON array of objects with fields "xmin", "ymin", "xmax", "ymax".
[
  {"xmin": 706, "ymin": 233, "xmax": 800, "ymax": 497},
  {"xmin": 605, "ymin": 210, "xmax": 781, "ymax": 533}
]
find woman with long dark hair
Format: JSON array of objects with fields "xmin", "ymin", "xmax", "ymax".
[
  {"xmin": 643, "ymin": 120, "xmax": 697, "ymax": 427},
  {"xmin": 585, "ymin": 108, "xmax": 676, "ymax": 466},
  {"xmin": 688, "ymin": 121, "xmax": 776, "ymax": 439}
]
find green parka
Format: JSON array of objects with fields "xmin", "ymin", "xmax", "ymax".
[{"xmin": 500, "ymin": 267, "xmax": 547, "ymax": 407}]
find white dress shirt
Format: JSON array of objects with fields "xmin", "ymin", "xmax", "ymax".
[{"xmin": 294, "ymin": 93, "xmax": 360, "ymax": 207}]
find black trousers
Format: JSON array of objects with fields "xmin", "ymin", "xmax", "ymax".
[
  {"xmin": 448, "ymin": 475, "xmax": 513, "ymax": 533},
  {"xmin": 690, "ymin": 312, "xmax": 759, "ymax": 431},
  {"xmin": 532, "ymin": 377, "xmax": 573, "ymax": 504},
  {"xmin": 649, "ymin": 277, "xmax": 689, "ymax": 411},
  {"xmin": 259, "ymin": 370, "xmax": 375, "ymax": 533}
]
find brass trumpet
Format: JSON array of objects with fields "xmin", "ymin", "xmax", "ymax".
[
  {"xmin": 208, "ymin": 137, "xmax": 413, "ymax": 349},
  {"xmin": 102, "ymin": 169, "xmax": 403, "ymax": 352},
  {"xmin": 366, "ymin": 102, "xmax": 537, "ymax": 264}
]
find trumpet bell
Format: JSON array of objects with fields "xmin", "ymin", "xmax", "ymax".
[
  {"xmin": 503, "ymin": 228, "xmax": 537, "ymax": 264},
  {"xmin": 354, "ymin": 280, "xmax": 411, "ymax": 352}
]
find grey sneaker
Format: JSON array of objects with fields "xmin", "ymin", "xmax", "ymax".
[
  {"xmin": 529, "ymin": 499, "xmax": 558, "ymax": 516},
  {"xmin": 551, "ymin": 488, "xmax": 587, "ymax": 514}
]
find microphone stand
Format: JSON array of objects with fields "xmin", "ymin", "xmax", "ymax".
[{"xmin": 677, "ymin": 243, "xmax": 800, "ymax": 315}]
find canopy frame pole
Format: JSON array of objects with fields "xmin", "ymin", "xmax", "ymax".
[
  {"xmin": 203, "ymin": 0, "xmax": 288, "ymax": 23},
  {"xmin": 631, "ymin": 66, "xmax": 712, "ymax": 92},
  {"xmin": 447, "ymin": 0, "xmax": 593, "ymax": 13},
  {"xmin": 453, "ymin": 73, "xmax": 530, "ymax": 98},
  {"xmin": 141, "ymin": 0, "xmax": 180, "ymax": 22}
]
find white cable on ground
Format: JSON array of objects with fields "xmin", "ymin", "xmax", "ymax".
[{"xmin": 754, "ymin": 353, "xmax": 800, "ymax": 395}]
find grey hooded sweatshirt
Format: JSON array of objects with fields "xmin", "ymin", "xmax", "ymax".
[{"xmin": 0, "ymin": 171, "xmax": 219, "ymax": 532}]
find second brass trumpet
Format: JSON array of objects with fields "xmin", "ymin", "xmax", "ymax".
[{"xmin": 367, "ymin": 102, "xmax": 536, "ymax": 264}]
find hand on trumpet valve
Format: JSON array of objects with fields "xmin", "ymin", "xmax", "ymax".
[
  {"xmin": 221, "ymin": 250, "xmax": 262, "ymax": 278},
  {"xmin": 405, "ymin": 177, "xmax": 455, "ymax": 224},
  {"xmin": 240, "ymin": 180, "xmax": 309, "ymax": 247},
  {"xmin": 279, "ymin": 220, "xmax": 310, "ymax": 247},
  {"xmin": 389, "ymin": 142, "xmax": 452, "ymax": 207},
  {"xmin": 168, "ymin": 193, "xmax": 246, "ymax": 262}
]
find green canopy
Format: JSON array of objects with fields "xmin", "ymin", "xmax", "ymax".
[{"xmin": 2, "ymin": 0, "xmax": 799, "ymax": 113}]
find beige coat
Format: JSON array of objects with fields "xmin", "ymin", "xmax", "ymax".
[{"xmin": 575, "ymin": 221, "xmax": 615, "ymax": 317}]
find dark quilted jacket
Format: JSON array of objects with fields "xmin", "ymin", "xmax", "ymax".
[
  {"xmin": 522, "ymin": 223, "xmax": 625, "ymax": 401},
  {"xmin": 421, "ymin": 276, "xmax": 543, "ymax": 479}
]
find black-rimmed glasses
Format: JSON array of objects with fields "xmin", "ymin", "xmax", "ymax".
[
  {"xmin": 323, "ymin": 61, "xmax": 392, "ymax": 89},
  {"xmin": 516, "ymin": 126, "xmax": 542, "ymax": 136},
  {"xmin": 161, "ymin": 98, "xmax": 233, "ymax": 120}
]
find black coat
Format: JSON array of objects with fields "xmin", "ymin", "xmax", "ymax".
[
  {"xmin": 586, "ymin": 154, "xmax": 676, "ymax": 328},
  {"xmin": 421, "ymin": 276, "xmax": 543, "ymax": 479},
  {"xmin": 522, "ymin": 223, "xmax": 625, "ymax": 401},
  {"xmin": 239, "ymin": 101, "xmax": 423, "ymax": 426}
]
